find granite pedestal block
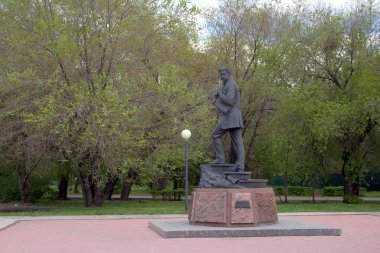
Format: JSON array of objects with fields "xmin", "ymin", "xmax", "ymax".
[{"xmin": 189, "ymin": 188, "xmax": 278, "ymax": 227}]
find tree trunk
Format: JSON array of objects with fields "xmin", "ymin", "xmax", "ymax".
[
  {"xmin": 283, "ymin": 144, "xmax": 290, "ymax": 203},
  {"xmin": 91, "ymin": 183, "xmax": 103, "ymax": 206},
  {"xmin": 58, "ymin": 175, "xmax": 69, "ymax": 200},
  {"xmin": 77, "ymin": 169, "xmax": 103, "ymax": 207},
  {"xmin": 173, "ymin": 177, "xmax": 178, "ymax": 190},
  {"xmin": 341, "ymin": 148, "xmax": 360, "ymax": 198},
  {"xmin": 16, "ymin": 164, "xmax": 32, "ymax": 203},
  {"xmin": 120, "ymin": 181, "xmax": 133, "ymax": 200},
  {"xmin": 120, "ymin": 169, "xmax": 138, "ymax": 200},
  {"xmin": 103, "ymin": 180, "xmax": 117, "ymax": 200},
  {"xmin": 80, "ymin": 176, "xmax": 93, "ymax": 207},
  {"xmin": 312, "ymin": 175, "xmax": 317, "ymax": 203},
  {"xmin": 156, "ymin": 176, "xmax": 167, "ymax": 190},
  {"xmin": 340, "ymin": 118, "xmax": 376, "ymax": 198},
  {"xmin": 343, "ymin": 175, "xmax": 360, "ymax": 197},
  {"xmin": 283, "ymin": 168, "xmax": 288, "ymax": 203}
]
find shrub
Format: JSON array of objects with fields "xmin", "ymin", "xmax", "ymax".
[
  {"xmin": 343, "ymin": 196, "xmax": 363, "ymax": 204},
  {"xmin": 288, "ymin": 186, "xmax": 313, "ymax": 196},
  {"xmin": 151, "ymin": 189, "xmax": 184, "ymax": 201},
  {"xmin": 322, "ymin": 186, "xmax": 344, "ymax": 196},
  {"xmin": 273, "ymin": 186, "xmax": 283, "ymax": 195},
  {"xmin": 0, "ymin": 174, "xmax": 56, "ymax": 202},
  {"xmin": 273, "ymin": 186, "xmax": 313, "ymax": 196},
  {"xmin": 322, "ymin": 186, "xmax": 367, "ymax": 197},
  {"xmin": 31, "ymin": 176, "xmax": 52, "ymax": 200},
  {"xmin": 43, "ymin": 186, "xmax": 59, "ymax": 200},
  {"xmin": 0, "ymin": 176, "xmax": 20, "ymax": 202}
]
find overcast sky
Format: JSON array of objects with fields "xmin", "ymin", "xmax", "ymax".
[{"xmin": 190, "ymin": 0, "xmax": 351, "ymax": 9}]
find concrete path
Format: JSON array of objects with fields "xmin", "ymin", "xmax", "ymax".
[{"xmin": 1, "ymin": 213, "xmax": 380, "ymax": 253}]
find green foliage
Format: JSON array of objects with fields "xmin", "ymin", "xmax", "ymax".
[
  {"xmin": 43, "ymin": 186, "xmax": 59, "ymax": 200},
  {"xmin": 1, "ymin": 0, "xmax": 379, "ymax": 206},
  {"xmin": 322, "ymin": 186, "xmax": 344, "ymax": 196},
  {"xmin": 0, "ymin": 175, "xmax": 20, "ymax": 203},
  {"xmin": 0, "ymin": 0, "xmax": 207, "ymax": 206},
  {"xmin": 273, "ymin": 186, "xmax": 283, "ymax": 196},
  {"xmin": 0, "ymin": 173, "xmax": 57, "ymax": 202},
  {"xmin": 274, "ymin": 186, "xmax": 313, "ymax": 196},
  {"xmin": 143, "ymin": 147, "xmax": 208, "ymax": 190},
  {"xmin": 322, "ymin": 186, "xmax": 367, "ymax": 197},
  {"xmin": 151, "ymin": 189, "xmax": 184, "ymax": 201},
  {"xmin": 343, "ymin": 196, "xmax": 364, "ymax": 204},
  {"xmin": 30, "ymin": 176, "xmax": 51, "ymax": 200},
  {"xmin": 251, "ymin": 1, "xmax": 380, "ymax": 199}
]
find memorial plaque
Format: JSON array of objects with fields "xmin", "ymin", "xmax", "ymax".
[{"xmin": 235, "ymin": 200, "xmax": 251, "ymax": 209}]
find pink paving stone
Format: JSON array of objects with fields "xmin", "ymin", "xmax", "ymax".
[{"xmin": 0, "ymin": 215, "xmax": 379, "ymax": 253}]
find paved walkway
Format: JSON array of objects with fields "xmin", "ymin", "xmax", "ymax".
[{"xmin": 1, "ymin": 213, "xmax": 380, "ymax": 253}]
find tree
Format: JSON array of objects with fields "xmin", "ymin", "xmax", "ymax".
[
  {"xmin": 0, "ymin": 3, "xmax": 53, "ymax": 202},
  {"xmin": 292, "ymin": 1, "xmax": 380, "ymax": 198},
  {"xmin": 0, "ymin": 0, "xmax": 204, "ymax": 206}
]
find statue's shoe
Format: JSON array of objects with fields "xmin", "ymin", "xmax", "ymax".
[{"xmin": 234, "ymin": 167, "xmax": 245, "ymax": 172}]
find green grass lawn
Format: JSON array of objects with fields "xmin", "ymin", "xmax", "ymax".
[
  {"xmin": 1, "ymin": 199, "xmax": 380, "ymax": 216},
  {"xmin": 0, "ymin": 199, "xmax": 186, "ymax": 216}
]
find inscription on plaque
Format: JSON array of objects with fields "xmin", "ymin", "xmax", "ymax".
[{"xmin": 235, "ymin": 200, "xmax": 251, "ymax": 209}]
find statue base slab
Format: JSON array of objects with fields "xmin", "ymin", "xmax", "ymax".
[{"xmin": 149, "ymin": 219, "xmax": 341, "ymax": 238}]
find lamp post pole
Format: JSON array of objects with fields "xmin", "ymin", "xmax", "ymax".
[
  {"xmin": 184, "ymin": 139, "xmax": 189, "ymax": 211},
  {"xmin": 181, "ymin": 129, "xmax": 191, "ymax": 211}
]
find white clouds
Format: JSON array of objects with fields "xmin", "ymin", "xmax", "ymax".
[
  {"xmin": 189, "ymin": 0, "xmax": 379, "ymax": 50},
  {"xmin": 190, "ymin": 0, "xmax": 218, "ymax": 9},
  {"xmin": 190, "ymin": 0, "xmax": 353, "ymax": 9}
]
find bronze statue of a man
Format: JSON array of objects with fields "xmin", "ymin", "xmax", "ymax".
[{"xmin": 211, "ymin": 67, "xmax": 245, "ymax": 172}]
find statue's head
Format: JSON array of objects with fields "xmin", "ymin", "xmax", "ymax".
[{"xmin": 219, "ymin": 66, "xmax": 230, "ymax": 83}]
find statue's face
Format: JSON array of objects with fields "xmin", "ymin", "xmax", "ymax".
[{"xmin": 219, "ymin": 70, "xmax": 230, "ymax": 83}]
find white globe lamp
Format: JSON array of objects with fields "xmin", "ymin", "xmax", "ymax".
[{"xmin": 181, "ymin": 129, "xmax": 191, "ymax": 141}]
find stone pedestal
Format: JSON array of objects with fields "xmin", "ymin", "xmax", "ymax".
[{"xmin": 189, "ymin": 188, "xmax": 278, "ymax": 227}]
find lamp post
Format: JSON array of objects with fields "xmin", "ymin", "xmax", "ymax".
[{"xmin": 181, "ymin": 129, "xmax": 191, "ymax": 211}]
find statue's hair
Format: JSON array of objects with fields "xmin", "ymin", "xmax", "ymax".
[{"xmin": 219, "ymin": 66, "xmax": 230, "ymax": 74}]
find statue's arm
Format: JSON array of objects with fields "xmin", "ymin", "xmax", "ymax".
[{"xmin": 217, "ymin": 85, "xmax": 238, "ymax": 106}]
